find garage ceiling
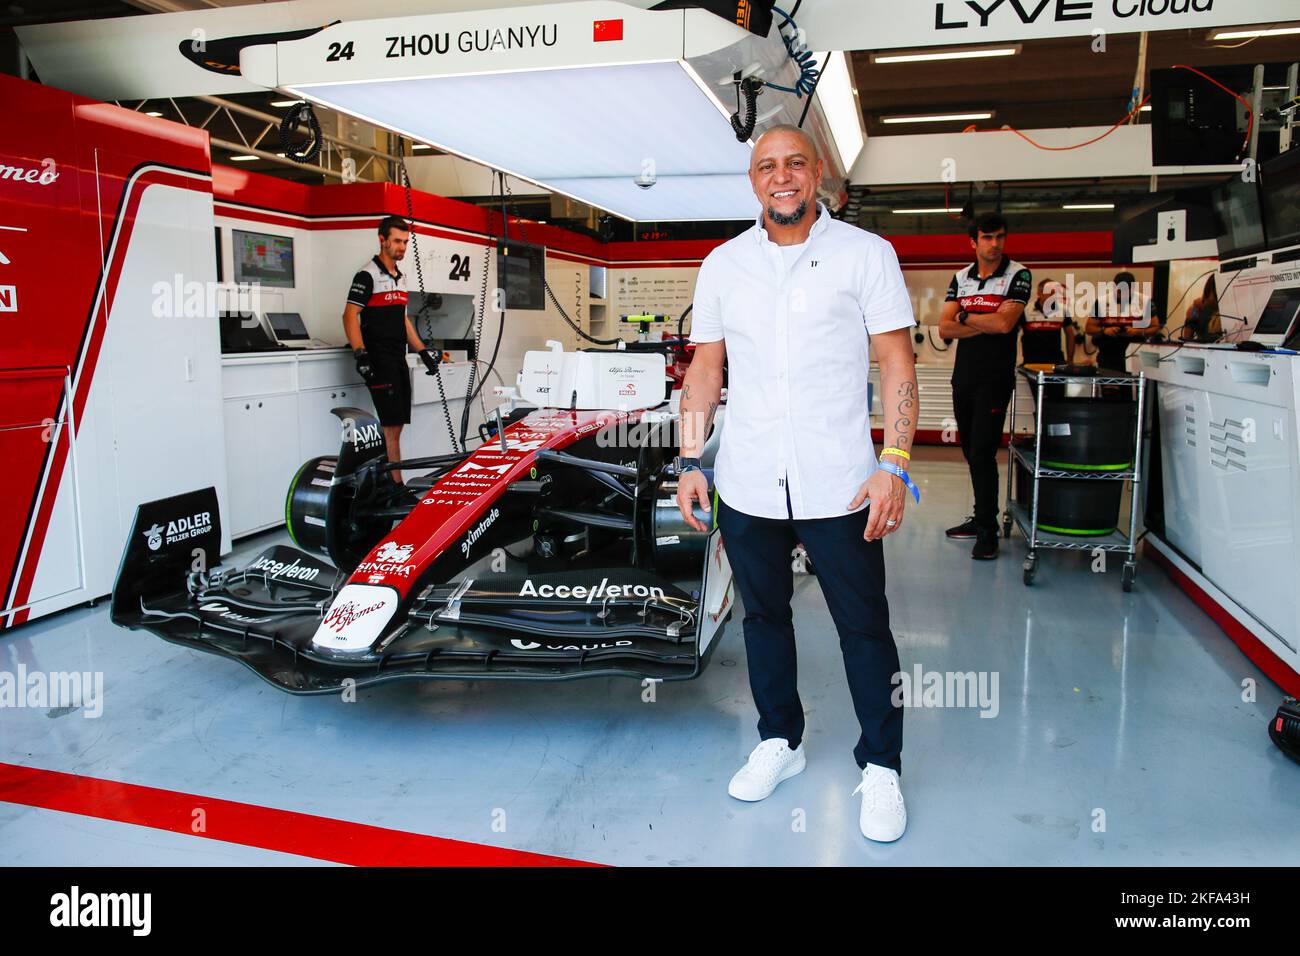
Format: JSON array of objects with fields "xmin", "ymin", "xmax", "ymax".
[
  {"xmin": 2, "ymin": 1, "xmax": 1297, "ymax": 235},
  {"xmin": 851, "ymin": 28, "xmax": 1300, "ymax": 138}
]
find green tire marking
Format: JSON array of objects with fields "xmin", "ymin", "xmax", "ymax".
[
  {"xmin": 284, "ymin": 457, "xmax": 319, "ymax": 549},
  {"xmin": 1035, "ymin": 523, "xmax": 1115, "ymax": 536},
  {"xmin": 1039, "ymin": 460, "xmax": 1131, "ymax": 471}
]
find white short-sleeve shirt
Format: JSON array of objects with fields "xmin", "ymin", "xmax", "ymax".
[{"xmin": 690, "ymin": 203, "xmax": 915, "ymax": 520}]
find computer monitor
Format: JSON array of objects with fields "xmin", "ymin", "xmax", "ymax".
[
  {"xmin": 1261, "ymin": 148, "xmax": 1300, "ymax": 253},
  {"xmin": 1149, "ymin": 66, "xmax": 1253, "ymax": 167},
  {"xmin": 219, "ymin": 312, "xmax": 278, "ymax": 353},
  {"xmin": 267, "ymin": 311, "xmax": 309, "ymax": 342},
  {"xmin": 1210, "ymin": 176, "xmax": 1267, "ymax": 261},
  {"xmin": 496, "ymin": 240, "xmax": 546, "ymax": 311},
  {"xmin": 1251, "ymin": 287, "xmax": 1300, "ymax": 346},
  {"xmin": 232, "ymin": 230, "xmax": 295, "ymax": 289}
]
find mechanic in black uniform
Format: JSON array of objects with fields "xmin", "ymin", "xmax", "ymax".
[
  {"xmin": 938, "ymin": 212, "xmax": 1032, "ymax": 560},
  {"xmin": 1021, "ymin": 277, "xmax": 1075, "ymax": 367},
  {"xmin": 1084, "ymin": 271, "xmax": 1163, "ymax": 372},
  {"xmin": 343, "ymin": 215, "xmax": 441, "ymax": 482}
]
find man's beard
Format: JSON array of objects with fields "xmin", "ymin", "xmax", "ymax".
[{"xmin": 767, "ymin": 199, "xmax": 808, "ymax": 227}]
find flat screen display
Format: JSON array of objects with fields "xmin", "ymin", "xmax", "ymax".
[
  {"xmin": 233, "ymin": 229, "xmax": 295, "ymax": 288},
  {"xmin": 1255, "ymin": 287, "xmax": 1300, "ymax": 337},
  {"xmin": 496, "ymin": 240, "xmax": 545, "ymax": 311},
  {"xmin": 1262, "ymin": 148, "xmax": 1300, "ymax": 251},
  {"xmin": 1210, "ymin": 176, "xmax": 1267, "ymax": 260},
  {"xmin": 267, "ymin": 311, "xmax": 308, "ymax": 340}
]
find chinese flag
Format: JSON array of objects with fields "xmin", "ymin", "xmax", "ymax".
[{"xmin": 593, "ymin": 19, "xmax": 623, "ymax": 41}]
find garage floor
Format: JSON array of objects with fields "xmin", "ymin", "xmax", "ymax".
[{"xmin": 2, "ymin": 447, "xmax": 1297, "ymax": 866}]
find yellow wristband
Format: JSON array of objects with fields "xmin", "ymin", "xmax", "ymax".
[{"xmin": 880, "ymin": 446, "xmax": 911, "ymax": 461}]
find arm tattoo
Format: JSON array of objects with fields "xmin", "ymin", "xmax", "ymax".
[{"xmin": 891, "ymin": 380, "xmax": 917, "ymax": 449}]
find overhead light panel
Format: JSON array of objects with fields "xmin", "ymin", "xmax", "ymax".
[
  {"xmin": 881, "ymin": 112, "xmax": 993, "ymax": 125},
  {"xmin": 285, "ymin": 63, "xmax": 757, "ymax": 221},
  {"xmin": 813, "ymin": 51, "xmax": 865, "ymax": 170},
  {"xmin": 270, "ymin": 100, "xmax": 300, "ymax": 107},
  {"xmin": 872, "ymin": 46, "xmax": 1019, "ymax": 65},
  {"xmin": 1063, "ymin": 203, "xmax": 1114, "ymax": 210},
  {"xmin": 241, "ymin": 4, "xmax": 862, "ymax": 221},
  {"xmin": 1211, "ymin": 25, "xmax": 1300, "ymax": 40},
  {"xmin": 891, "ymin": 208, "xmax": 959, "ymax": 214},
  {"xmin": 411, "ymin": 144, "xmax": 432, "ymax": 150},
  {"xmin": 228, "ymin": 154, "xmax": 259, "ymax": 162},
  {"xmin": 144, "ymin": 111, "xmax": 163, "ymax": 117}
]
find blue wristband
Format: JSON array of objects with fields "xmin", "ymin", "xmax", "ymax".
[{"xmin": 878, "ymin": 460, "xmax": 920, "ymax": 503}]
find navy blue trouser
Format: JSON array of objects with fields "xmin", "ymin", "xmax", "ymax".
[{"xmin": 715, "ymin": 493, "xmax": 903, "ymax": 773}]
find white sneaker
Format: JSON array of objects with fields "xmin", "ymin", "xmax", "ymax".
[
  {"xmin": 727, "ymin": 738, "xmax": 806, "ymax": 801},
  {"xmin": 853, "ymin": 764, "xmax": 907, "ymax": 842}
]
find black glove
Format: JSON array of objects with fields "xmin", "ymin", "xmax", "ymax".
[
  {"xmin": 418, "ymin": 348, "xmax": 440, "ymax": 375},
  {"xmin": 354, "ymin": 348, "xmax": 376, "ymax": 383}
]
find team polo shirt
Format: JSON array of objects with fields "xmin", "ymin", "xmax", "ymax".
[
  {"xmin": 690, "ymin": 202, "xmax": 916, "ymax": 520},
  {"xmin": 1092, "ymin": 287, "xmax": 1152, "ymax": 372},
  {"xmin": 1020, "ymin": 300, "xmax": 1074, "ymax": 365},
  {"xmin": 347, "ymin": 256, "xmax": 408, "ymax": 349},
  {"xmin": 946, "ymin": 256, "xmax": 1032, "ymax": 383}
]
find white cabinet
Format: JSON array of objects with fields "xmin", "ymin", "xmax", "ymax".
[
  {"xmin": 221, "ymin": 350, "xmax": 373, "ymax": 539},
  {"xmin": 1140, "ymin": 345, "xmax": 1300, "ymax": 671},
  {"xmin": 223, "ymin": 393, "xmax": 299, "ymax": 536}
]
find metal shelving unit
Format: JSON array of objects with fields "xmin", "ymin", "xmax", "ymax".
[{"xmin": 1002, "ymin": 367, "xmax": 1146, "ymax": 590}]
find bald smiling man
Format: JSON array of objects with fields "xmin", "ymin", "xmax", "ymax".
[{"xmin": 676, "ymin": 125, "xmax": 919, "ymax": 842}]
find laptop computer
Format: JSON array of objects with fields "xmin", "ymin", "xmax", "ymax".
[{"xmin": 266, "ymin": 311, "xmax": 314, "ymax": 348}]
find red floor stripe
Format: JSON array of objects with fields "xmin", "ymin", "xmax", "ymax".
[{"xmin": 0, "ymin": 762, "xmax": 599, "ymax": 867}]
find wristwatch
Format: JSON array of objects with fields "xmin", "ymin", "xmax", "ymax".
[
  {"xmin": 958, "ymin": 310, "xmax": 969, "ymax": 325},
  {"xmin": 674, "ymin": 456, "xmax": 703, "ymax": 475}
]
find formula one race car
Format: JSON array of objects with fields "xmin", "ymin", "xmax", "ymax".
[{"xmin": 110, "ymin": 344, "xmax": 734, "ymax": 693}]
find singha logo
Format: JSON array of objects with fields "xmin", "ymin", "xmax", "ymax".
[
  {"xmin": 143, "ymin": 523, "xmax": 164, "ymax": 551},
  {"xmin": 374, "ymin": 542, "xmax": 413, "ymax": 563}
]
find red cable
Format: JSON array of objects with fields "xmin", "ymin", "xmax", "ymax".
[
  {"xmin": 961, "ymin": 94, "xmax": 1151, "ymax": 150},
  {"xmin": 956, "ymin": 65, "xmax": 1253, "ymax": 161},
  {"xmin": 934, "ymin": 64, "xmax": 1255, "ymax": 216}
]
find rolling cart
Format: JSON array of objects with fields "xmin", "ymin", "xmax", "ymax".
[{"xmin": 1002, "ymin": 367, "xmax": 1146, "ymax": 591}]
